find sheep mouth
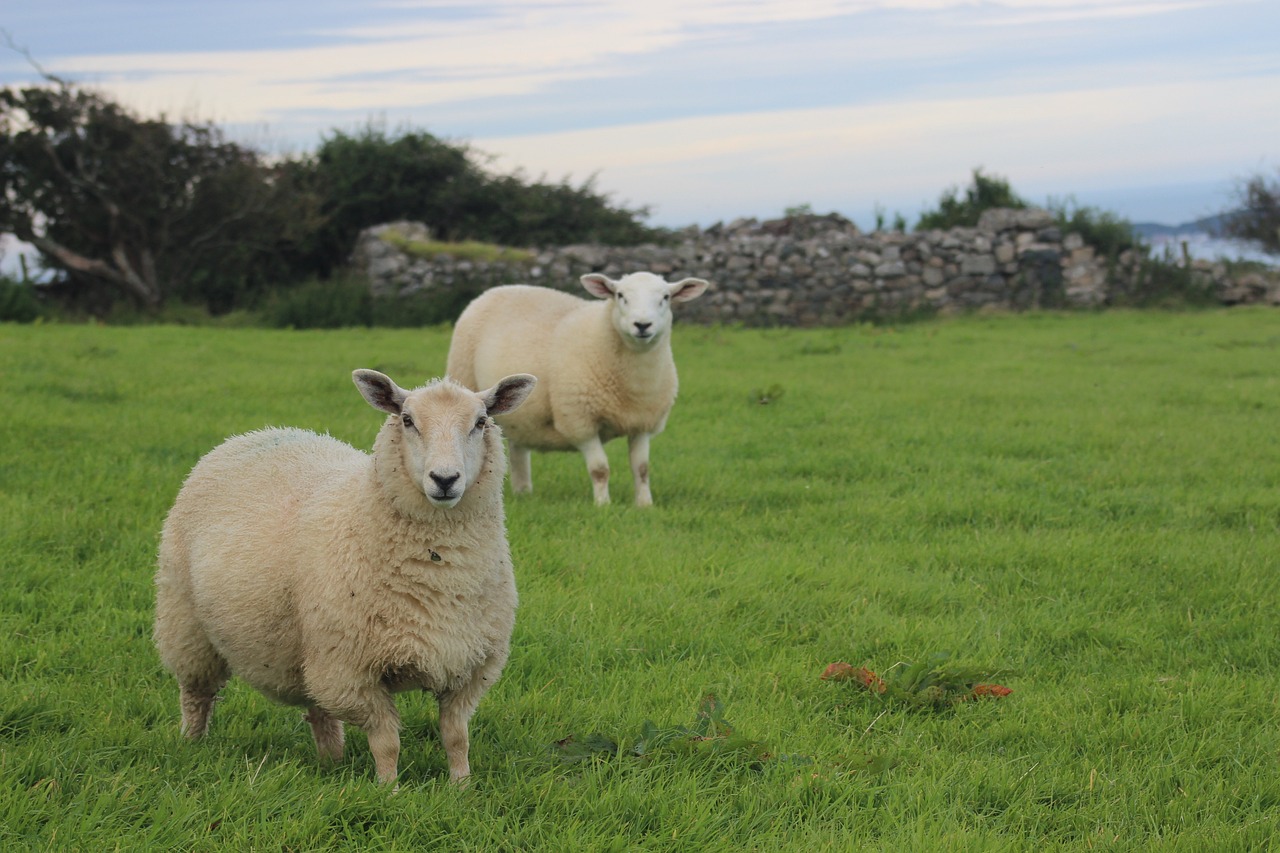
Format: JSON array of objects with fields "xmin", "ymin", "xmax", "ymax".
[{"xmin": 427, "ymin": 491, "xmax": 461, "ymax": 508}]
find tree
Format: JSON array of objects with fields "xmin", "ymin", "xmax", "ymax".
[
  {"xmin": 1222, "ymin": 170, "xmax": 1280, "ymax": 256},
  {"xmin": 916, "ymin": 167, "xmax": 1028, "ymax": 230},
  {"xmin": 293, "ymin": 124, "xmax": 661, "ymax": 277},
  {"xmin": 0, "ymin": 79, "xmax": 312, "ymax": 311}
]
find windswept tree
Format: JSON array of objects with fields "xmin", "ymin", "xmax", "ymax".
[
  {"xmin": 293, "ymin": 124, "xmax": 660, "ymax": 278},
  {"xmin": 0, "ymin": 79, "xmax": 314, "ymax": 311},
  {"xmin": 1222, "ymin": 169, "xmax": 1280, "ymax": 256}
]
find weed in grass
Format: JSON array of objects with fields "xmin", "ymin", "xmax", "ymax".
[
  {"xmin": 749, "ymin": 383, "xmax": 786, "ymax": 405},
  {"xmin": 822, "ymin": 653, "xmax": 1013, "ymax": 709}
]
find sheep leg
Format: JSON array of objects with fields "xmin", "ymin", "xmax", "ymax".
[
  {"xmin": 359, "ymin": 699, "xmax": 402, "ymax": 785},
  {"xmin": 155, "ymin": 585, "xmax": 230, "ymax": 739},
  {"xmin": 178, "ymin": 678, "xmax": 226, "ymax": 739},
  {"xmin": 438, "ymin": 652, "xmax": 505, "ymax": 783},
  {"xmin": 509, "ymin": 443, "xmax": 533, "ymax": 494},
  {"xmin": 304, "ymin": 706, "xmax": 345, "ymax": 762},
  {"xmin": 628, "ymin": 433, "xmax": 653, "ymax": 507},
  {"xmin": 577, "ymin": 435, "xmax": 610, "ymax": 505}
]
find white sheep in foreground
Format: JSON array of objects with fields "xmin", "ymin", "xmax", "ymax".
[
  {"xmin": 153, "ymin": 369, "xmax": 536, "ymax": 785},
  {"xmin": 446, "ymin": 271, "xmax": 709, "ymax": 506}
]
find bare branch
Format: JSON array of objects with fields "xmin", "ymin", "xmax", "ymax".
[{"xmin": 1, "ymin": 29, "xmax": 69, "ymax": 86}]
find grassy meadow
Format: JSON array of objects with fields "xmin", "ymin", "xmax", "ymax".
[{"xmin": 1, "ymin": 309, "xmax": 1278, "ymax": 851}]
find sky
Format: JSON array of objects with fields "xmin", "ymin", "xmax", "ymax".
[{"xmin": 2, "ymin": 0, "xmax": 1278, "ymax": 230}]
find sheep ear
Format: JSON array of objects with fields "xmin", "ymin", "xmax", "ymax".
[
  {"xmin": 482, "ymin": 374, "xmax": 537, "ymax": 417},
  {"xmin": 670, "ymin": 277, "xmax": 709, "ymax": 302},
  {"xmin": 353, "ymin": 369, "xmax": 408, "ymax": 415},
  {"xmin": 581, "ymin": 274, "xmax": 617, "ymax": 299}
]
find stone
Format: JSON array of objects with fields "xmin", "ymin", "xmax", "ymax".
[
  {"xmin": 977, "ymin": 208, "xmax": 1056, "ymax": 232},
  {"xmin": 961, "ymin": 254, "xmax": 998, "ymax": 276}
]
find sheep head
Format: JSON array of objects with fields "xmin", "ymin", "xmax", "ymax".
[
  {"xmin": 581, "ymin": 272, "xmax": 708, "ymax": 351},
  {"xmin": 354, "ymin": 370, "xmax": 536, "ymax": 508}
]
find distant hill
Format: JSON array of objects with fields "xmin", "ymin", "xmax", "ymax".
[{"xmin": 1131, "ymin": 213, "xmax": 1232, "ymax": 239}]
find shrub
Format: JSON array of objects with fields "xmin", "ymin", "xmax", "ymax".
[
  {"xmin": 1049, "ymin": 198, "xmax": 1142, "ymax": 258},
  {"xmin": 1222, "ymin": 169, "xmax": 1280, "ymax": 255},
  {"xmin": 0, "ymin": 276, "xmax": 44, "ymax": 323},
  {"xmin": 370, "ymin": 287, "xmax": 483, "ymax": 328},
  {"xmin": 261, "ymin": 276, "xmax": 372, "ymax": 329},
  {"xmin": 916, "ymin": 168, "xmax": 1027, "ymax": 230}
]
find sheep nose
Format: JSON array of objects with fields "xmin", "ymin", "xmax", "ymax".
[
  {"xmin": 429, "ymin": 471, "xmax": 461, "ymax": 492},
  {"xmin": 634, "ymin": 322, "xmax": 652, "ymax": 336}
]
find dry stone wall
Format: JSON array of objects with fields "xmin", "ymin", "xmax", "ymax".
[{"xmin": 353, "ymin": 211, "xmax": 1278, "ymax": 326}]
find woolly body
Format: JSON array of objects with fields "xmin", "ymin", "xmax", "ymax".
[
  {"xmin": 446, "ymin": 271, "xmax": 708, "ymax": 505},
  {"xmin": 154, "ymin": 372, "xmax": 535, "ymax": 784}
]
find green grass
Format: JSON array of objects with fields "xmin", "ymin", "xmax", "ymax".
[{"xmin": 2, "ymin": 309, "xmax": 1278, "ymax": 851}]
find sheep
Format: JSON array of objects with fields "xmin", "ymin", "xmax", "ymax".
[
  {"xmin": 153, "ymin": 369, "xmax": 537, "ymax": 785},
  {"xmin": 446, "ymin": 271, "xmax": 709, "ymax": 507}
]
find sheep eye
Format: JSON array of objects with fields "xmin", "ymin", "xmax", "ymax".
[
  {"xmin": 474, "ymin": 416, "xmax": 487, "ymax": 431},
  {"xmin": 401, "ymin": 413, "xmax": 415, "ymax": 429}
]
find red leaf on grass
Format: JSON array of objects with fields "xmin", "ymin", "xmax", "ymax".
[
  {"xmin": 821, "ymin": 662, "xmax": 886, "ymax": 693},
  {"xmin": 968, "ymin": 683, "xmax": 1012, "ymax": 699},
  {"xmin": 821, "ymin": 662, "xmax": 857, "ymax": 681}
]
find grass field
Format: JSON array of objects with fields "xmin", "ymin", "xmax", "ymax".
[{"xmin": 2, "ymin": 309, "xmax": 1278, "ymax": 851}]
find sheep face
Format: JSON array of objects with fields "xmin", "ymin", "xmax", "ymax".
[
  {"xmin": 354, "ymin": 371, "xmax": 537, "ymax": 508},
  {"xmin": 582, "ymin": 272, "xmax": 709, "ymax": 351}
]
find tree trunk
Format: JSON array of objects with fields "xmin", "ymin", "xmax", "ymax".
[{"xmin": 17, "ymin": 227, "xmax": 163, "ymax": 308}]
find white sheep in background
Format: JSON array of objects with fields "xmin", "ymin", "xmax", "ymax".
[
  {"xmin": 154, "ymin": 369, "xmax": 536, "ymax": 785},
  {"xmin": 446, "ymin": 271, "xmax": 709, "ymax": 507}
]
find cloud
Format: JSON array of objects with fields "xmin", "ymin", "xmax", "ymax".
[
  {"xmin": 473, "ymin": 73, "xmax": 1280, "ymax": 224},
  {"xmin": 19, "ymin": 0, "xmax": 1238, "ymax": 127}
]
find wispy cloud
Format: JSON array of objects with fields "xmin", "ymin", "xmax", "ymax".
[
  {"xmin": 474, "ymin": 73, "xmax": 1280, "ymax": 224},
  {"xmin": 2, "ymin": 0, "xmax": 1273, "ymax": 223},
  {"xmin": 16, "ymin": 0, "xmax": 1242, "ymax": 125}
]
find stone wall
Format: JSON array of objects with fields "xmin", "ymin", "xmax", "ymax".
[{"xmin": 352, "ymin": 211, "xmax": 1279, "ymax": 327}]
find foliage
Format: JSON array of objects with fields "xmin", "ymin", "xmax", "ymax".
[
  {"xmin": 749, "ymin": 383, "xmax": 786, "ymax": 405},
  {"xmin": 872, "ymin": 203, "xmax": 908, "ymax": 232},
  {"xmin": 1049, "ymin": 197, "xmax": 1143, "ymax": 257},
  {"xmin": 1102, "ymin": 240, "xmax": 1220, "ymax": 309},
  {"xmin": 293, "ymin": 124, "xmax": 662, "ymax": 278},
  {"xmin": 2, "ymin": 313, "xmax": 1280, "ymax": 848},
  {"xmin": 822, "ymin": 653, "xmax": 1013, "ymax": 710},
  {"xmin": 476, "ymin": 169, "xmax": 665, "ymax": 249},
  {"xmin": 916, "ymin": 167, "xmax": 1028, "ymax": 230},
  {"xmin": 0, "ymin": 79, "xmax": 314, "ymax": 312},
  {"xmin": 1, "ymin": 88, "xmax": 661, "ymax": 315},
  {"xmin": 1222, "ymin": 168, "xmax": 1280, "ymax": 255},
  {"xmin": 260, "ymin": 271, "xmax": 485, "ymax": 329},
  {"xmin": 260, "ymin": 275, "xmax": 373, "ymax": 329},
  {"xmin": 552, "ymin": 695, "xmax": 774, "ymax": 768},
  {"xmin": 0, "ymin": 274, "xmax": 43, "ymax": 322}
]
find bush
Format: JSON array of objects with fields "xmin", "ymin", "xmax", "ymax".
[
  {"xmin": 260, "ymin": 273, "xmax": 482, "ymax": 329},
  {"xmin": 1222, "ymin": 169, "xmax": 1280, "ymax": 255},
  {"xmin": 1108, "ymin": 249, "xmax": 1218, "ymax": 309},
  {"xmin": 370, "ymin": 287, "xmax": 484, "ymax": 328},
  {"xmin": 261, "ymin": 276, "xmax": 372, "ymax": 329},
  {"xmin": 1049, "ymin": 198, "xmax": 1142, "ymax": 258},
  {"xmin": 916, "ymin": 168, "xmax": 1027, "ymax": 230},
  {"xmin": 0, "ymin": 276, "xmax": 44, "ymax": 323}
]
